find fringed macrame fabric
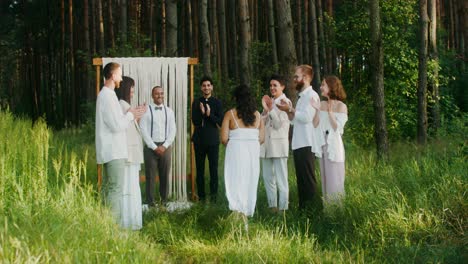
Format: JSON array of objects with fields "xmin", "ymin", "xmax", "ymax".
[{"xmin": 103, "ymin": 57, "xmax": 191, "ymax": 211}]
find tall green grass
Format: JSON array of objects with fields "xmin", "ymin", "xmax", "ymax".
[
  {"xmin": 0, "ymin": 109, "xmax": 466, "ymax": 263},
  {"xmin": 0, "ymin": 111, "xmax": 164, "ymax": 262}
]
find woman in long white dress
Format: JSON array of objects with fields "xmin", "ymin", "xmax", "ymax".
[
  {"xmin": 311, "ymin": 75, "xmax": 348, "ymax": 208},
  {"xmin": 221, "ymin": 84, "xmax": 265, "ymax": 226},
  {"xmin": 116, "ymin": 76, "xmax": 144, "ymax": 230}
]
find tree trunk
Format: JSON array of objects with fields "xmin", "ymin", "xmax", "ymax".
[
  {"xmin": 267, "ymin": 0, "xmax": 278, "ymax": 66},
  {"xmin": 200, "ymin": 0, "xmax": 212, "ymax": 76},
  {"xmin": 251, "ymin": 0, "xmax": 258, "ymax": 41},
  {"xmin": 120, "ymin": 0, "xmax": 127, "ymax": 43},
  {"xmin": 160, "ymin": 0, "xmax": 166, "ymax": 55},
  {"xmin": 238, "ymin": 0, "xmax": 252, "ymax": 86},
  {"xmin": 296, "ymin": 0, "xmax": 303, "ymax": 63},
  {"xmin": 304, "ymin": 0, "xmax": 310, "ymax": 65},
  {"xmin": 192, "ymin": 0, "xmax": 199, "ymax": 58},
  {"xmin": 428, "ymin": 0, "xmax": 440, "ymax": 132},
  {"xmin": 218, "ymin": 0, "xmax": 229, "ymax": 80},
  {"xmin": 210, "ymin": 0, "xmax": 220, "ymax": 74},
  {"xmin": 188, "ymin": 0, "xmax": 194, "ymax": 56},
  {"xmin": 91, "ymin": 0, "xmax": 96, "ymax": 54},
  {"xmin": 108, "ymin": 0, "xmax": 115, "ymax": 49},
  {"xmin": 309, "ymin": 0, "xmax": 321, "ymax": 91},
  {"xmin": 69, "ymin": 0, "xmax": 76, "ymax": 123},
  {"xmin": 46, "ymin": 1, "xmax": 57, "ymax": 124},
  {"xmin": 166, "ymin": 0, "xmax": 177, "ymax": 56},
  {"xmin": 460, "ymin": 0, "xmax": 468, "ymax": 63},
  {"xmin": 228, "ymin": 0, "xmax": 239, "ymax": 80},
  {"xmin": 84, "ymin": 0, "xmax": 91, "ymax": 100},
  {"xmin": 97, "ymin": 0, "xmax": 105, "ymax": 55},
  {"xmin": 317, "ymin": 0, "xmax": 327, "ymax": 75},
  {"xmin": 180, "ymin": 0, "xmax": 186, "ymax": 56},
  {"xmin": 275, "ymin": 0, "xmax": 298, "ymax": 98},
  {"xmin": 61, "ymin": 0, "xmax": 65, "ymax": 57},
  {"xmin": 448, "ymin": 0, "xmax": 454, "ymax": 49},
  {"xmin": 149, "ymin": 0, "xmax": 156, "ymax": 54},
  {"xmin": 418, "ymin": 0, "xmax": 429, "ymax": 145},
  {"xmin": 453, "ymin": 0, "xmax": 460, "ymax": 51},
  {"xmin": 60, "ymin": 0, "xmax": 66, "ymax": 123},
  {"xmin": 369, "ymin": 0, "xmax": 389, "ymax": 159},
  {"xmin": 325, "ymin": 0, "xmax": 335, "ymax": 73}
]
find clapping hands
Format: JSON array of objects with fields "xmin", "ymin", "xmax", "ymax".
[
  {"xmin": 129, "ymin": 104, "xmax": 147, "ymax": 120},
  {"xmin": 262, "ymin": 95, "xmax": 273, "ymax": 112},
  {"xmin": 199, "ymin": 102, "xmax": 205, "ymax": 115},
  {"xmin": 276, "ymin": 98, "xmax": 292, "ymax": 112},
  {"xmin": 200, "ymin": 102, "xmax": 211, "ymax": 116}
]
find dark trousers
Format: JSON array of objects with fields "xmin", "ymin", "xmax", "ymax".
[
  {"xmin": 144, "ymin": 146, "xmax": 172, "ymax": 206},
  {"xmin": 293, "ymin": 146, "xmax": 317, "ymax": 209},
  {"xmin": 194, "ymin": 143, "xmax": 219, "ymax": 200}
]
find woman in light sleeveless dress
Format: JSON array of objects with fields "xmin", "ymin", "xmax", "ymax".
[
  {"xmin": 116, "ymin": 76, "xmax": 144, "ymax": 230},
  {"xmin": 221, "ymin": 85, "xmax": 265, "ymax": 223},
  {"xmin": 311, "ymin": 75, "xmax": 348, "ymax": 208}
]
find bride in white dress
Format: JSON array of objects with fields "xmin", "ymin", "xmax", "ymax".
[
  {"xmin": 221, "ymin": 85, "xmax": 265, "ymax": 227},
  {"xmin": 116, "ymin": 76, "xmax": 144, "ymax": 230}
]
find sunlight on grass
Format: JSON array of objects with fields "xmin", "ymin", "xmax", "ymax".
[{"xmin": 0, "ymin": 109, "xmax": 466, "ymax": 262}]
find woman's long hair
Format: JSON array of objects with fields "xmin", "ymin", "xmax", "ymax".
[
  {"xmin": 324, "ymin": 75, "xmax": 346, "ymax": 101},
  {"xmin": 115, "ymin": 76, "xmax": 135, "ymax": 104},
  {"xmin": 233, "ymin": 84, "xmax": 257, "ymax": 126}
]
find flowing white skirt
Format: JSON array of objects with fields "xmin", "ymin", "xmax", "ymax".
[
  {"xmin": 121, "ymin": 163, "xmax": 142, "ymax": 230},
  {"xmin": 224, "ymin": 129, "xmax": 260, "ymax": 217}
]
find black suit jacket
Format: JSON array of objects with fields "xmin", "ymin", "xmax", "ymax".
[{"xmin": 191, "ymin": 96, "xmax": 223, "ymax": 146}]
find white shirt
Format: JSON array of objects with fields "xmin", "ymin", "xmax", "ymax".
[
  {"xmin": 291, "ymin": 86, "xmax": 322, "ymax": 154},
  {"xmin": 139, "ymin": 103, "xmax": 176, "ymax": 150},
  {"xmin": 95, "ymin": 86, "xmax": 134, "ymax": 164}
]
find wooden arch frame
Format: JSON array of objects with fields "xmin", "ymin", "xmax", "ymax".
[{"xmin": 93, "ymin": 57, "xmax": 199, "ymax": 201}]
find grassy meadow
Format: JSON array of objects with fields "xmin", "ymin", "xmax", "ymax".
[{"xmin": 0, "ymin": 109, "xmax": 466, "ymax": 263}]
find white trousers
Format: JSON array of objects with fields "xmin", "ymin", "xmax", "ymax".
[{"xmin": 261, "ymin": 157, "xmax": 289, "ymax": 210}]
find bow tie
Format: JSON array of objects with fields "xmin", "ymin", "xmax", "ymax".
[{"xmin": 154, "ymin": 106, "xmax": 163, "ymax": 110}]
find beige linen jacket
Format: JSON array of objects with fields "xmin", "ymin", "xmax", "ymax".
[{"xmin": 260, "ymin": 95, "xmax": 291, "ymax": 158}]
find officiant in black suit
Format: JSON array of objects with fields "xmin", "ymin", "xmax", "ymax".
[{"xmin": 191, "ymin": 76, "xmax": 223, "ymax": 202}]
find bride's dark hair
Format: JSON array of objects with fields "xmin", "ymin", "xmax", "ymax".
[{"xmin": 233, "ymin": 84, "xmax": 257, "ymax": 126}]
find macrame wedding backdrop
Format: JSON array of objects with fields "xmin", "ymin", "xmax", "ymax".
[{"xmin": 93, "ymin": 57, "xmax": 198, "ymax": 211}]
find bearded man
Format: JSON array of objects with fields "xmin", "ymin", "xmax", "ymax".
[{"xmin": 277, "ymin": 65, "xmax": 321, "ymax": 210}]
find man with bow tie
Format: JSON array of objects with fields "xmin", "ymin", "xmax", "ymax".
[{"xmin": 140, "ymin": 86, "xmax": 176, "ymax": 207}]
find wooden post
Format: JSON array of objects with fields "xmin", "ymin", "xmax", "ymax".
[
  {"xmin": 95, "ymin": 64, "xmax": 100, "ymax": 96},
  {"xmin": 190, "ymin": 63, "xmax": 196, "ymax": 201},
  {"xmin": 94, "ymin": 60, "xmax": 102, "ymax": 191}
]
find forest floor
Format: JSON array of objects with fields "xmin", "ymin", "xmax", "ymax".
[{"xmin": 0, "ymin": 110, "xmax": 466, "ymax": 263}]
